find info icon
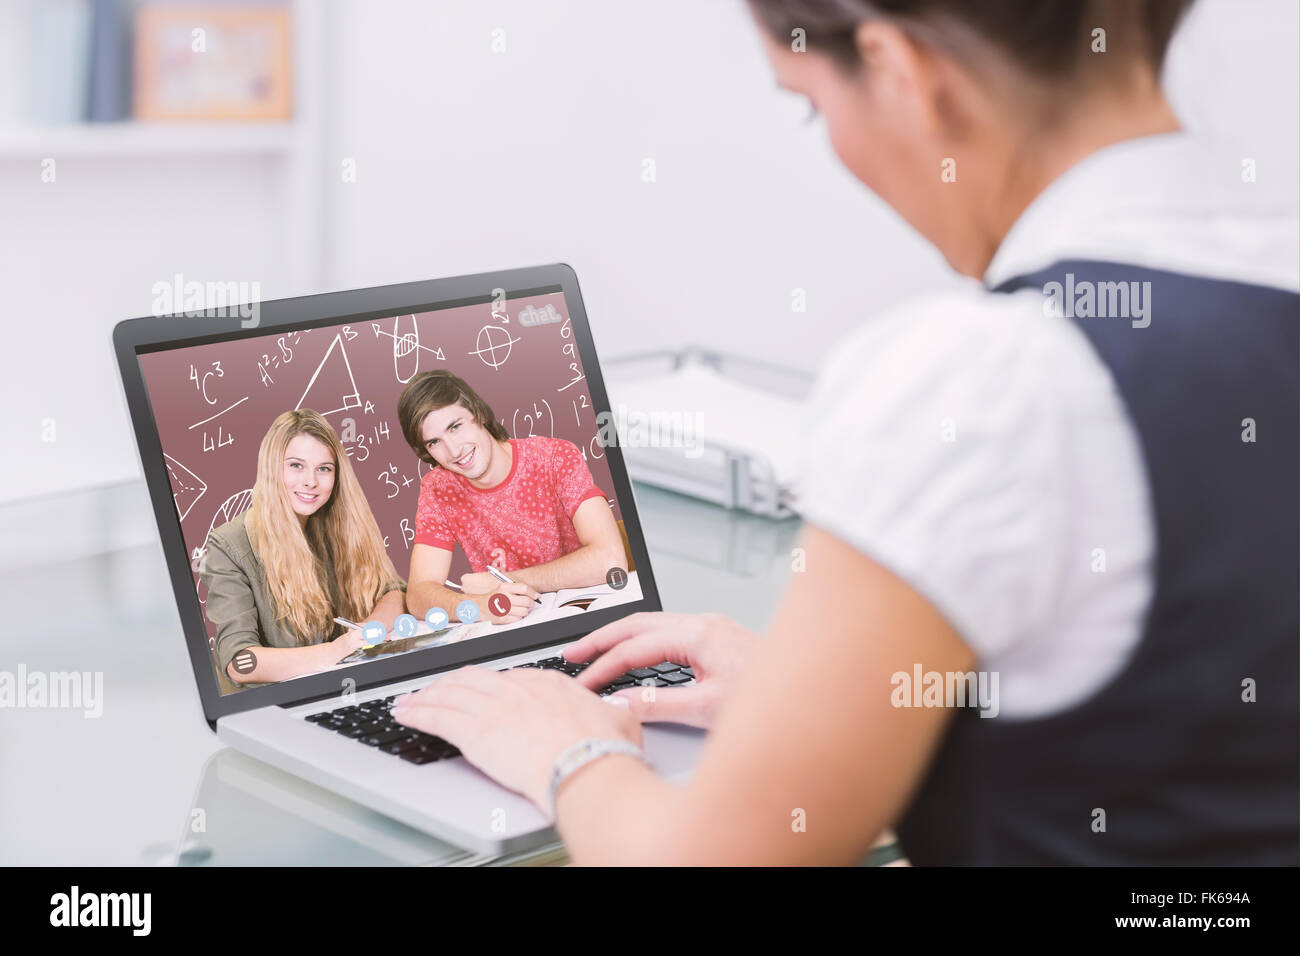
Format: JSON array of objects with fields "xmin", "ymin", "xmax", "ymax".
[
  {"xmin": 456, "ymin": 599, "xmax": 480, "ymax": 624},
  {"xmin": 606, "ymin": 567, "xmax": 628, "ymax": 590},
  {"xmin": 488, "ymin": 592, "xmax": 511, "ymax": 619}
]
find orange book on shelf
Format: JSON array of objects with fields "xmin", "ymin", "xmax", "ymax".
[{"xmin": 133, "ymin": 5, "xmax": 293, "ymax": 121}]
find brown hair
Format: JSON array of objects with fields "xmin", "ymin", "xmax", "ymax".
[
  {"xmin": 747, "ymin": 0, "xmax": 1193, "ymax": 80},
  {"xmin": 397, "ymin": 370, "xmax": 509, "ymax": 466}
]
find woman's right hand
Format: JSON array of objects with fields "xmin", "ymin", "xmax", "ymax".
[
  {"xmin": 565, "ymin": 612, "xmax": 759, "ymax": 729},
  {"xmin": 324, "ymin": 626, "xmax": 368, "ymax": 663}
]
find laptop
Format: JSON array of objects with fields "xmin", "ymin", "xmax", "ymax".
[{"xmin": 113, "ymin": 263, "xmax": 705, "ymax": 856}]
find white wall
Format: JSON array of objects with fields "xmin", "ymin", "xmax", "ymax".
[
  {"xmin": 2, "ymin": 0, "xmax": 1296, "ymax": 505},
  {"xmin": 322, "ymin": 0, "xmax": 956, "ymax": 369}
]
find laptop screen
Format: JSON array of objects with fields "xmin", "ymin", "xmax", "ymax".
[{"xmin": 135, "ymin": 286, "xmax": 642, "ymax": 696}]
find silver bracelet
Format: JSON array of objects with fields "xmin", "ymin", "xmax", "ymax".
[{"xmin": 549, "ymin": 737, "xmax": 650, "ymax": 817}]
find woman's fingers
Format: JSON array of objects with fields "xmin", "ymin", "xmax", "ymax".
[
  {"xmin": 397, "ymin": 665, "xmax": 502, "ymax": 706},
  {"xmin": 392, "ymin": 699, "xmax": 478, "ymax": 742},
  {"xmin": 609, "ymin": 685, "xmax": 712, "ymax": 728},
  {"xmin": 573, "ymin": 626, "xmax": 694, "ymax": 690},
  {"xmin": 564, "ymin": 611, "xmax": 680, "ymax": 663}
]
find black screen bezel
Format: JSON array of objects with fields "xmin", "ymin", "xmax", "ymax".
[{"xmin": 112, "ymin": 263, "xmax": 662, "ymax": 727}]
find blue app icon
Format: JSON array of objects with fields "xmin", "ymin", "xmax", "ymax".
[
  {"xmin": 425, "ymin": 606, "xmax": 450, "ymax": 630},
  {"xmin": 393, "ymin": 613, "xmax": 419, "ymax": 638},
  {"xmin": 361, "ymin": 621, "xmax": 386, "ymax": 646},
  {"xmin": 456, "ymin": 599, "xmax": 479, "ymax": 624}
]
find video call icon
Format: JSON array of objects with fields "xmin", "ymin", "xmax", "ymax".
[
  {"xmin": 606, "ymin": 567, "xmax": 628, "ymax": 590},
  {"xmin": 362, "ymin": 622, "xmax": 386, "ymax": 646}
]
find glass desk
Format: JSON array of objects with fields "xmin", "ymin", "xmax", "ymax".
[{"xmin": 0, "ymin": 478, "xmax": 835, "ymax": 865}]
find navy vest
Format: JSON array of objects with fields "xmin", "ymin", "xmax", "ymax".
[{"xmin": 895, "ymin": 260, "xmax": 1299, "ymax": 865}]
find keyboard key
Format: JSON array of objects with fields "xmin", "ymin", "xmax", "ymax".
[
  {"xmin": 424, "ymin": 738, "xmax": 461, "ymax": 758},
  {"xmin": 399, "ymin": 749, "xmax": 442, "ymax": 765},
  {"xmin": 305, "ymin": 712, "xmax": 332, "ymax": 723},
  {"xmin": 380, "ymin": 736, "xmax": 423, "ymax": 755},
  {"xmin": 660, "ymin": 671, "xmax": 691, "ymax": 684},
  {"xmin": 337, "ymin": 725, "xmax": 369, "ymax": 738},
  {"xmin": 399, "ymin": 730, "xmax": 437, "ymax": 745},
  {"xmin": 681, "ymin": 667, "xmax": 695, "ymax": 678},
  {"xmin": 628, "ymin": 668, "xmax": 658, "ymax": 680},
  {"xmin": 361, "ymin": 728, "xmax": 413, "ymax": 747},
  {"xmin": 651, "ymin": 662, "xmax": 681, "ymax": 674}
]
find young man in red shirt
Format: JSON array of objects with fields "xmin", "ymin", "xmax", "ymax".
[{"xmin": 398, "ymin": 370, "xmax": 627, "ymax": 624}]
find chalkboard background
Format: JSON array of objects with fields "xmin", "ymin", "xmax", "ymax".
[{"xmin": 137, "ymin": 291, "xmax": 620, "ymax": 657}]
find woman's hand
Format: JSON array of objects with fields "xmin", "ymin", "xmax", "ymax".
[
  {"xmin": 565, "ymin": 612, "xmax": 760, "ymax": 729},
  {"xmin": 321, "ymin": 626, "xmax": 368, "ymax": 664},
  {"xmin": 392, "ymin": 666, "xmax": 641, "ymax": 812}
]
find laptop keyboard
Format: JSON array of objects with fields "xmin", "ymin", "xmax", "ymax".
[{"xmin": 303, "ymin": 656, "xmax": 694, "ymax": 765}]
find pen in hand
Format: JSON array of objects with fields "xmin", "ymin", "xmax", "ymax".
[{"xmin": 486, "ymin": 565, "xmax": 543, "ymax": 605}]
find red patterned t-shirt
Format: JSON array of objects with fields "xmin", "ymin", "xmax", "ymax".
[{"xmin": 414, "ymin": 436, "xmax": 607, "ymax": 571}]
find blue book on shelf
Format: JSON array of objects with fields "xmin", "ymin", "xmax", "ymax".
[
  {"xmin": 28, "ymin": 0, "xmax": 94, "ymax": 125},
  {"xmin": 88, "ymin": 0, "xmax": 131, "ymax": 122}
]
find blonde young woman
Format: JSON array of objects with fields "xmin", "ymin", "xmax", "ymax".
[{"xmin": 200, "ymin": 409, "xmax": 407, "ymax": 686}]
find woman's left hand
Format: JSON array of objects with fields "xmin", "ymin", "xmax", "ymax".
[{"xmin": 392, "ymin": 666, "xmax": 642, "ymax": 812}]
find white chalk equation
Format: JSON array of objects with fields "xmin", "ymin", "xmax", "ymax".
[
  {"xmin": 255, "ymin": 332, "xmax": 302, "ymax": 387},
  {"xmin": 512, "ymin": 399, "xmax": 554, "ymax": 439},
  {"xmin": 557, "ymin": 317, "xmax": 585, "ymax": 391},
  {"xmin": 189, "ymin": 360, "xmax": 224, "ymax": 405},
  {"xmin": 377, "ymin": 461, "xmax": 418, "ymax": 500},
  {"xmin": 340, "ymin": 416, "xmax": 394, "ymax": 463}
]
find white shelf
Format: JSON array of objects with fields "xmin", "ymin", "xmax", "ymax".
[{"xmin": 0, "ymin": 122, "xmax": 302, "ymax": 158}]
